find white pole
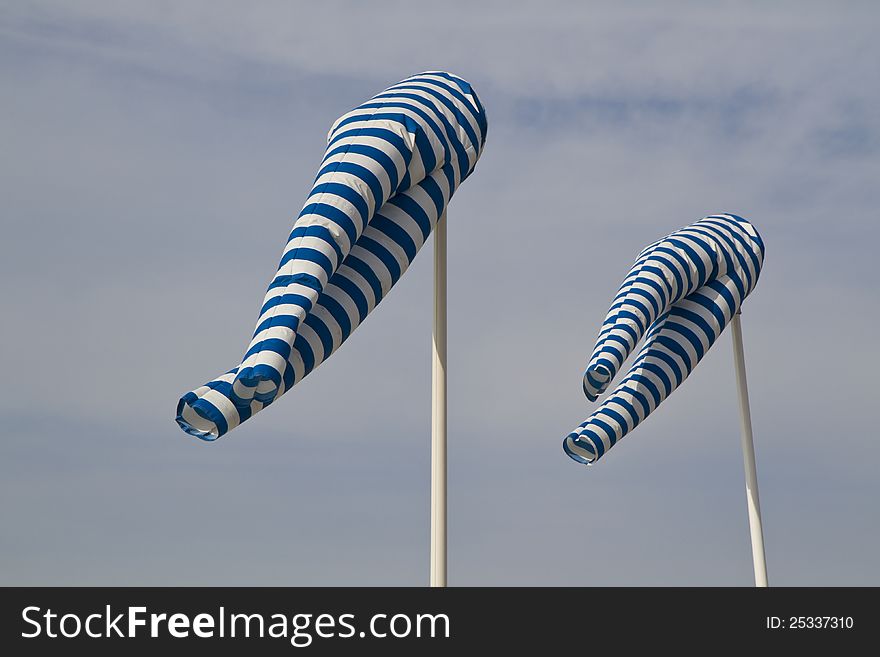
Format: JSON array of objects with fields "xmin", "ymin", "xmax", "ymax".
[
  {"xmin": 430, "ymin": 211, "xmax": 447, "ymax": 587},
  {"xmin": 730, "ymin": 311, "xmax": 768, "ymax": 587}
]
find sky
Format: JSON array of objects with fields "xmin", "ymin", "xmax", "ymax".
[{"xmin": 1, "ymin": 0, "xmax": 878, "ymax": 586}]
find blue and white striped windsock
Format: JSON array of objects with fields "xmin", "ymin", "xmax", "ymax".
[
  {"xmin": 176, "ymin": 72, "xmax": 487, "ymax": 440},
  {"xmin": 563, "ymin": 214, "xmax": 765, "ymax": 464}
]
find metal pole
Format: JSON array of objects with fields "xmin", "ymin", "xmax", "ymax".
[
  {"xmin": 730, "ymin": 311, "xmax": 768, "ymax": 587},
  {"xmin": 430, "ymin": 212, "xmax": 447, "ymax": 587}
]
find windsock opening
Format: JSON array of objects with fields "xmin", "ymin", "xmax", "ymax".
[
  {"xmin": 563, "ymin": 433, "xmax": 598, "ymax": 465},
  {"xmin": 176, "ymin": 395, "xmax": 222, "ymax": 441},
  {"xmin": 583, "ymin": 364, "xmax": 612, "ymax": 401}
]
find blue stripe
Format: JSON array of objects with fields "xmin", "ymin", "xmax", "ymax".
[
  {"xmin": 357, "ymin": 236, "xmax": 401, "ymax": 284},
  {"xmin": 279, "ymin": 247, "xmax": 334, "ymax": 279},
  {"xmin": 317, "ymin": 294, "xmax": 353, "ymax": 342},
  {"xmin": 296, "ymin": 203, "xmax": 360, "ymax": 248},
  {"xmin": 314, "ymin": 162, "xmax": 385, "ymax": 214},
  {"xmin": 326, "ymin": 272, "xmax": 369, "ymax": 323},
  {"xmin": 303, "ymin": 312, "xmax": 335, "ymax": 361},
  {"xmin": 259, "ymin": 293, "xmax": 312, "ymax": 322},
  {"xmin": 346, "ymin": 255, "xmax": 384, "ymax": 306},
  {"xmin": 387, "ymin": 193, "xmax": 433, "ymax": 241},
  {"xmin": 323, "ymin": 143, "xmax": 402, "ymax": 193},
  {"xmin": 327, "ymin": 127, "xmax": 412, "ymax": 169},
  {"xmin": 369, "ymin": 215, "xmax": 418, "ymax": 262}
]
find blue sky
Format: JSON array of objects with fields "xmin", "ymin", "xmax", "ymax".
[{"xmin": 1, "ymin": 0, "xmax": 878, "ymax": 585}]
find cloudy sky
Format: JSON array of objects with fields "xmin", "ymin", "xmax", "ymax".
[{"xmin": 2, "ymin": 1, "xmax": 878, "ymax": 585}]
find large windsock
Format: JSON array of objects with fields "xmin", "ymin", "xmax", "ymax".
[
  {"xmin": 564, "ymin": 214, "xmax": 765, "ymax": 464},
  {"xmin": 177, "ymin": 72, "xmax": 487, "ymax": 440}
]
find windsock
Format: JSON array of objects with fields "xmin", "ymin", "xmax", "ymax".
[
  {"xmin": 564, "ymin": 214, "xmax": 765, "ymax": 464},
  {"xmin": 177, "ymin": 72, "xmax": 487, "ymax": 440}
]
